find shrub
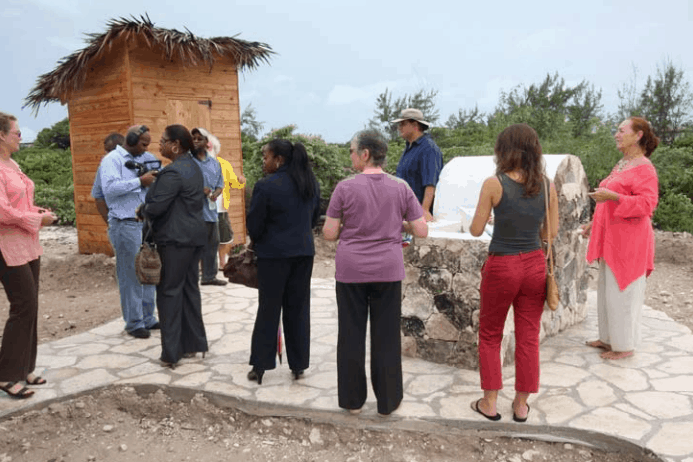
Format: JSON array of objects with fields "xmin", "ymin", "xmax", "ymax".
[
  {"xmin": 242, "ymin": 125, "xmax": 350, "ymax": 199},
  {"xmin": 14, "ymin": 146, "xmax": 75, "ymax": 225},
  {"xmin": 653, "ymin": 191, "xmax": 693, "ymax": 233},
  {"xmin": 13, "ymin": 147, "xmax": 73, "ymax": 186},
  {"xmin": 33, "ymin": 184, "xmax": 76, "ymax": 225}
]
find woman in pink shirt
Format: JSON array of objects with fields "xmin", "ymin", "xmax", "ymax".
[
  {"xmin": 0, "ymin": 112, "xmax": 57, "ymax": 399},
  {"xmin": 582, "ymin": 117, "xmax": 660, "ymax": 360}
]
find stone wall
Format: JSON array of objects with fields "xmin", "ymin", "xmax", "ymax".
[{"xmin": 401, "ymin": 155, "xmax": 592, "ymax": 369}]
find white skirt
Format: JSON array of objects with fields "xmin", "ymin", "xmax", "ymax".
[{"xmin": 596, "ymin": 260, "xmax": 647, "ymax": 352}]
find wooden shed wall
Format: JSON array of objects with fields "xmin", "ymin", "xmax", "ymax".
[
  {"xmin": 67, "ymin": 43, "xmax": 133, "ymax": 256},
  {"xmin": 127, "ymin": 38, "xmax": 247, "ymax": 246},
  {"xmin": 68, "ymin": 36, "xmax": 247, "ymax": 257}
]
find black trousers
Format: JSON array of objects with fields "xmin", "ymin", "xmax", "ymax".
[
  {"xmin": 0, "ymin": 255, "xmax": 40, "ymax": 382},
  {"xmin": 336, "ymin": 281, "xmax": 403, "ymax": 415},
  {"xmin": 156, "ymin": 245, "xmax": 208, "ymax": 364},
  {"xmin": 250, "ymin": 256, "xmax": 313, "ymax": 371}
]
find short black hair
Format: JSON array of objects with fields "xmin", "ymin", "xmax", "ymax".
[{"xmin": 165, "ymin": 125, "xmax": 194, "ymax": 152}]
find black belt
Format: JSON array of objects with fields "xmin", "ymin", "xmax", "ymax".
[
  {"xmin": 115, "ymin": 217, "xmax": 139, "ymax": 222},
  {"xmin": 488, "ymin": 250, "xmax": 539, "ymax": 256}
]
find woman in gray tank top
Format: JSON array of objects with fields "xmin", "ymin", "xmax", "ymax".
[{"xmin": 469, "ymin": 124, "xmax": 559, "ymax": 422}]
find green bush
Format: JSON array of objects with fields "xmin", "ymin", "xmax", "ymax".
[
  {"xmin": 13, "ymin": 147, "xmax": 73, "ymax": 186},
  {"xmin": 653, "ymin": 191, "xmax": 693, "ymax": 233},
  {"xmin": 242, "ymin": 125, "xmax": 350, "ymax": 199},
  {"xmin": 33, "ymin": 184, "xmax": 76, "ymax": 225},
  {"xmin": 14, "ymin": 146, "xmax": 75, "ymax": 224}
]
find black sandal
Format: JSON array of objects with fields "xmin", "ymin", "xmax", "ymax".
[
  {"xmin": 26, "ymin": 375, "xmax": 47, "ymax": 385},
  {"xmin": 1, "ymin": 382, "xmax": 35, "ymax": 399}
]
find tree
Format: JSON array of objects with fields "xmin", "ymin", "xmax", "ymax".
[
  {"xmin": 616, "ymin": 65, "xmax": 641, "ymax": 122},
  {"xmin": 35, "ymin": 118, "xmax": 70, "ymax": 149},
  {"xmin": 445, "ymin": 106, "xmax": 485, "ymax": 130},
  {"xmin": 369, "ymin": 88, "xmax": 440, "ymax": 140},
  {"xmin": 494, "ymin": 72, "xmax": 603, "ymax": 139},
  {"xmin": 639, "ymin": 61, "xmax": 693, "ymax": 145},
  {"xmin": 240, "ymin": 104, "xmax": 264, "ymax": 141}
]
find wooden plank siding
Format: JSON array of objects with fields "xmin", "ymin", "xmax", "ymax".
[
  {"xmin": 66, "ymin": 36, "xmax": 248, "ymax": 255},
  {"xmin": 67, "ymin": 42, "xmax": 133, "ymax": 255}
]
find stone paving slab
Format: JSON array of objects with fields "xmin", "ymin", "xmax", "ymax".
[{"xmin": 1, "ymin": 278, "xmax": 691, "ymax": 461}]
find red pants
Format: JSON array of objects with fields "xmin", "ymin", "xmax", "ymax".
[{"xmin": 478, "ymin": 250, "xmax": 546, "ymax": 392}]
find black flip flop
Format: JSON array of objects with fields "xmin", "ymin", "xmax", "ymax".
[
  {"xmin": 26, "ymin": 375, "xmax": 47, "ymax": 385},
  {"xmin": 513, "ymin": 403, "xmax": 530, "ymax": 423},
  {"xmin": 471, "ymin": 399, "xmax": 501, "ymax": 421},
  {"xmin": 1, "ymin": 382, "xmax": 35, "ymax": 400}
]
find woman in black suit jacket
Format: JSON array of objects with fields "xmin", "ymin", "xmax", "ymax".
[
  {"xmin": 246, "ymin": 139, "xmax": 320, "ymax": 384},
  {"xmin": 142, "ymin": 124, "xmax": 208, "ymax": 368}
]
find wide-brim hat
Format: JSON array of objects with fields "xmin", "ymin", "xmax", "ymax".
[{"xmin": 391, "ymin": 108, "xmax": 430, "ymax": 128}]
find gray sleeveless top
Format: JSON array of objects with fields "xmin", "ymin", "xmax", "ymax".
[{"xmin": 488, "ymin": 173, "xmax": 546, "ymax": 255}]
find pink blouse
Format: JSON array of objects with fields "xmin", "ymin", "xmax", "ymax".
[
  {"xmin": 586, "ymin": 160, "xmax": 659, "ymax": 290},
  {"xmin": 0, "ymin": 160, "xmax": 44, "ymax": 267}
]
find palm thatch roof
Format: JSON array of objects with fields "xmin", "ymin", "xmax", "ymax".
[{"xmin": 25, "ymin": 14, "xmax": 274, "ymax": 112}]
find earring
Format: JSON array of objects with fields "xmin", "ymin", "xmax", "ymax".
[
  {"xmin": 275, "ymin": 161, "xmax": 280, "ymax": 169},
  {"xmin": 173, "ymin": 147, "xmax": 179, "ymax": 154}
]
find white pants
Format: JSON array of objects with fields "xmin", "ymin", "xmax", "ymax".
[{"xmin": 597, "ymin": 260, "xmax": 646, "ymax": 352}]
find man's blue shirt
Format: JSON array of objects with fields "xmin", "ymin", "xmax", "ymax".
[
  {"xmin": 395, "ymin": 133, "xmax": 443, "ymax": 204},
  {"xmin": 97, "ymin": 145, "xmax": 158, "ymax": 220},
  {"xmin": 91, "ymin": 166, "xmax": 104, "ymax": 200},
  {"xmin": 193, "ymin": 152, "xmax": 224, "ymax": 223}
]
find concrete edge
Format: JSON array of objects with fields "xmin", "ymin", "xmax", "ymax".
[{"xmin": 0, "ymin": 383, "xmax": 665, "ymax": 462}]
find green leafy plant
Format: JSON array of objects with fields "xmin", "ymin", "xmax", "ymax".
[{"xmin": 653, "ymin": 191, "xmax": 693, "ymax": 232}]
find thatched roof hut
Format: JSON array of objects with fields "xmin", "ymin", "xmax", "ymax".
[{"xmin": 25, "ymin": 15, "xmax": 273, "ymax": 255}]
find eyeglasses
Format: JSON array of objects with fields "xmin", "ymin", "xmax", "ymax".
[{"xmin": 10, "ymin": 130, "xmax": 21, "ymax": 138}]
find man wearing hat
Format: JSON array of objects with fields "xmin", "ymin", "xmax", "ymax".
[{"xmin": 392, "ymin": 108, "xmax": 443, "ymax": 222}]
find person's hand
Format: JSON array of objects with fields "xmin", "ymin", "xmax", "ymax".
[
  {"xmin": 588, "ymin": 188, "xmax": 618, "ymax": 203},
  {"xmin": 203, "ymin": 187, "xmax": 211, "ymax": 196},
  {"xmin": 424, "ymin": 210, "xmax": 434, "ymax": 222},
  {"xmin": 238, "ymin": 174, "xmax": 246, "ymax": 184},
  {"xmin": 487, "ymin": 214, "xmax": 494, "ymax": 225},
  {"xmin": 139, "ymin": 171, "xmax": 157, "ymax": 187},
  {"xmin": 580, "ymin": 222, "xmax": 592, "ymax": 238},
  {"xmin": 135, "ymin": 204, "xmax": 145, "ymax": 221},
  {"xmin": 40, "ymin": 212, "xmax": 58, "ymax": 227}
]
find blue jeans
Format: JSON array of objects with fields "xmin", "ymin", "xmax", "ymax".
[{"xmin": 108, "ymin": 219, "xmax": 157, "ymax": 332}]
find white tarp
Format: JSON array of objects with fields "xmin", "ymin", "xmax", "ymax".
[{"xmin": 430, "ymin": 155, "xmax": 567, "ymax": 240}]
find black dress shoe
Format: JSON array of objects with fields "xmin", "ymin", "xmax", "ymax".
[
  {"xmin": 292, "ymin": 369, "xmax": 304, "ymax": 380},
  {"xmin": 247, "ymin": 368, "xmax": 264, "ymax": 385},
  {"xmin": 128, "ymin": 328, "xmax": 151, "ymax": 339},
  {"xmin": 201, "ymin": 278, "xmax": 228, "ymax": 286},
  {"xmin": 148, "ymin": 322, "xmax": 160, "ymax": 330}
]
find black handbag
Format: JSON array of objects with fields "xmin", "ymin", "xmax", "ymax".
[
  {"xmin": 134, "ymin": 220, "xmax": 161, "ymax": 285},
  {"xmin": 222, "ymin": 244, "xmax": 258, "ymax": 289}
]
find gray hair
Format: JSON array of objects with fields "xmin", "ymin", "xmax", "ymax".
[{"xmin": 353, "ymin": 129, "xmax": 388, "ymax": 167}]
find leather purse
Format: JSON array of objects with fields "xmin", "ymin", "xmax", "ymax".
[
  {"xmin": 223, "ymin": 244, "xmax": 258, "ymax": 289},
  {"xmin": 134, "ymin": 221, "xmax": 161, "ymax": 286},
  {"xmin": 543, "ymin": 178, "xmax": 559, "ymax": 311}
]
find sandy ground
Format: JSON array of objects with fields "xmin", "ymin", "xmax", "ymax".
[{"xmin": 1, "ymin": 226, "xmax": 689, "ymax": 462}]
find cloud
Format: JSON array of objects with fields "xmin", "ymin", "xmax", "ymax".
[{"xmin": 19, "ymin": 127, "xmax": 38, "ymax": 143}]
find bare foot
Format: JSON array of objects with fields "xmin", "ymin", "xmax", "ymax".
[
  {"xmin": 600, "ymin": 350, "xmax": 633, "ymax": 360},
  {"xmin": 586, "ymin": 340, "xmax": 611, "ymax": 351}
]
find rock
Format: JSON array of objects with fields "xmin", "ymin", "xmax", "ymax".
[
  {"xmin": 309, "ymin": 428, "xmax": 323, "ymax": 445},
  {"xmin": 119, "ymin": 444, "xmax": 127, "ymax": 452},
  {"xmin": 102, "ymin": 425, "xmax": 114, "ymax": 432},
  {"xmin": 75, "ymin": 401, "xmax": 85, "ymax": 409},
  {"xmin": 563, "ymin": 443, "xmax": 573, "ymax": 450},
  {"xmin": 521, "ymin": 449, "xmax": 542, "ymax": 460}
]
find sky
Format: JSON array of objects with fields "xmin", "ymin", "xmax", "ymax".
[{"xmin": 3, "ymin": 0, "xmax": 692, "ymax": 143}]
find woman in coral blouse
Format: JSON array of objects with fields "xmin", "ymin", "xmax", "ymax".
[
  {"xmin": 582, "ymin": 117, "xmax": 660, "ymax": 360},
  {"xmin": 0, "ymin": 112, "xmax": 57, "ymax": 399}
]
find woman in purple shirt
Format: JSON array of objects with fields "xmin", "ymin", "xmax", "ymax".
[{"xmin": 323, "ymin": 129, "xmax": 428, "ymax": 416}]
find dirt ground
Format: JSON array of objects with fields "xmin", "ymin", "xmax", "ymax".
[{"xmin": 1, "ymin": 226, "xmax": 690, "ymax": 462}]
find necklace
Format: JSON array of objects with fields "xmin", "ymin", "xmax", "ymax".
[{"xmin": 614, "ymin": 156, "xmax": 643, "ymax": 173}]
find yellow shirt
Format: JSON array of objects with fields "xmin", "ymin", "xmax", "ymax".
[{"xmin": 217, "ymin": 157, "xmax": 245, "ymax": 210}]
